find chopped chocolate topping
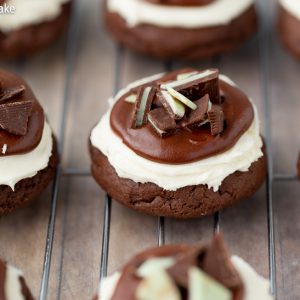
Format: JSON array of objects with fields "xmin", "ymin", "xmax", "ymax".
[
  {"xmin": 163, "ymin": 69, "xmax": 220, "ymax": 104},
  {"xmin": 132, "ymin": 86, "xmax": 156, "ymax": 128},
  {"xmin": 208, "ymin": 105, "xmax": 224, "ymax": 135},
  {"xmin": 148, "ymin": 107, "xmax": 177, "ymax": 137},
  {"xmin": 157, "ymin": 90, "xmax": 185, "ymax": 120},
  {"xmin": 184, "ymin": 94, "xmax": 210, "ymax": 129},
  {"xmin": 0, "ymin": 85, "xmax": 25, "ymax": 104},
  {"xmin": 0, "ymin": 100, "xmax": 33, "ymax": 135}
]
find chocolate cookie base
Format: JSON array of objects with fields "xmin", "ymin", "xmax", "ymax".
[
  {"xmin": 0, "ymin": 137, "xmax": 59, "ymax": 215},
  {"xmin": 0, "ymin": 2, "xmax": 72, "ymax": 59},
  {"xmin": 278, "ymin": 6, "xmax": 300, "ymax": 60},
  {"xmin": 104, "ymin": 4, "xmax": 257, "ymax": 59},
  {"xmin": 89, "ymin": 143, "xmax": 266, "ymax": 219}
]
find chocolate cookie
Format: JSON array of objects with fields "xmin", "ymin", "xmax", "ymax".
[
  {"xmin": 278, "ymin": 5, "xmax": 300, "ymax": 59},
  {"xmin": 0, "ymin": 258, "xmax": 34, "ymax": 300},
  {"xmin": 0, "ymin": 2, "xmax": 72, "ymax": 59},
  {"xmin": 104, "ymin": 1, "xmax": 257, "ymax": 59},
  {"xmin": 0, "ymin": 137, "xmax": 58, "ymax": 215},
  {"xmin": 0, "ymin": 70, "xmax": 59, "ymax": 215},
  {"xmin": 90, "ymin": 143, "xmax": 266, "ymax": 218}
]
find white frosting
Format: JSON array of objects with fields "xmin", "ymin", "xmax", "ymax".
[
  {"xmin": 0, "ymin": 0, "xmax": 70, "ymax": 32},
  {"xmin": 0, "ymin": 121, "xmax": 53, "ymax": 190},
  {"xmin": 5, "ymin": 264, "xmax": 25, "ymax": 300},
  {"xmin": 231, "ymin": 256, "xmax": 274, "ymax": 300},
  {"xmin": 90, "ymin": 75, "xmax": 263, "ymax": 192},
  {"xmin": 98, "ymin": 256, "xmax": 273, "ymax": 300},
  {"xmin": 107, "ymin": 0, "xmax": 255, "ymax": 28},
  {"xmin": 99, "ymin": 272, "xmax": 121, "ymax": 300},
  {"xmin": 280, "ymin": 0, "xmax": 300, "ymax": 21}
]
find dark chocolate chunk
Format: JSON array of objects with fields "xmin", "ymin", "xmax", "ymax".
[
  {"xmin": 148, "ymin": 107, "xmax": 177, "ymax": 137},
  {"xmin": 165, "ymin": 69, "xmax": 220, "ymax": 104},
  {"xmin": 184, "ymin": 94, "xmax": 210, "ymax": 129},
  {"xmin": 208, "ymin": 105, "xmax": 224, "ymax": 136},
  {"xmin": 157, "ymin": 90, "xmax": 185, "ymax": 120},
  {"xmin": 131, "ymin": 86, "xmax": 156, "ymax": 129},
  {"xmin": 203, "ymin": 234, "xmax": 244, "ymax": 299},
  {"xmin": 0, "ymin": 85, "xmax": 25, "ymax": 103},
  {"xmin": 0, "ymin": 100, "xmax": 33, "ymax": 135}
]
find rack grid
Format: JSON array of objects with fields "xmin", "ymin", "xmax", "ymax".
[{"xmin": 1, "ymin": 0, "xmax": 299, "ymax": 299}]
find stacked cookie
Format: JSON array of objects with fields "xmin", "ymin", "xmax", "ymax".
[{"xmin": 0, "ymin": 70, "xmax": 59, "ymax": 215}]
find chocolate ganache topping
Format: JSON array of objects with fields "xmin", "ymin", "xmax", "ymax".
[
  {"xmin": 107, "ymin": 234, "xmax": 244, "ymax": 300},
  {"xmin": 110, "ymin": 69, "xmax": 254, "ymax": 164},
  {"xmin": 145, "ymin": 0, "xmax": 215, "ymax": 6},
  {"xmin": 0, "ymin": 70, "xmax": 44, "ymax": 157}
]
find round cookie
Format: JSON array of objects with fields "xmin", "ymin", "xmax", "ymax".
[
  {"xmin": 0, "ymin": 70, "xmax": 59, "ymax": 215},
  {"xmin": 89, "ymin": 69, "xmax": 266, "ymax": 218},
  {"xmin": 0, "ymin": 0, "xmax": 72, "ymax": 59},
  {"xmin": 104, "ymin": 0, "xmax": 258, "ymax": 59},
  {"xmin": 278, "ymin": 0, "xmax": 300, "ymax": 59},
  {"xmin": 0, "ymin": 258, "xmax": 34, "ymax": 300},
  {"xmin": 94, "ymin": 234, "xmax": 273, "ymax": 300}
]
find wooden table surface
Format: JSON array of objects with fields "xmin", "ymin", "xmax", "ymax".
[{"xmin": 0, "ymin": 0, "xmax": 299, "ymax": 299}]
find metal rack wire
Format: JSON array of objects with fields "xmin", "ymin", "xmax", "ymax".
[{"xmin": 36, "ymin": 0, "xmax": 300, "ymax": 299}]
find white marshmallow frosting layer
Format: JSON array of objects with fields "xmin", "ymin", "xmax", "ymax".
[
  {"xmin": 0, "ymin": 0, "xmax": 70, "ymax": 32},
  {"xmin": 99, "ymin": 256, "xmax": 274, "ymax": 300},
  {"xmin": 90, "ymin": 75, "xmax": 263, "ymax": 192},
  {"xmin": 0, "ymin": 121, "xmax": 53, "ymax": 190},
  {"xmin": 280, "ymin": 0, "xmax": 300, "ymax": 21},
  {"xmin": 107, "ymin": 0, "xmax": 255, "ymax": 28}
]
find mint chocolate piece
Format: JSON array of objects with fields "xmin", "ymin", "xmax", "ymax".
[
  {"xmin": 157, "ymin": 90, "xmax": 185, "ymax": 120},
  {"xmin": 0, "ymin": 85, "xmax": 25, "ymax": 103},
  {"xmin": 162, "ymin": 69, "xmax": 220, "ymax": 104},
  {"xmin": 148, "ymin": 107, "xmax": 176, "ymax": 137},
  {"xmin": 0, "ymin": 100, "xmax": 33, "ymax": 135},
  {"xmin": 132, "ymin": 86, "xmax": 156, "ymax": 128},
  {"xmin": 208, "ymin": 105, "xmax": 224, "ymax": 136},
  {"xmin": 203, "ymin": 234, "xmax": 244, "ymax": 295},
  {"xmin": 185, "ymin": 94, "xmax": 210, "ymax": 129}
]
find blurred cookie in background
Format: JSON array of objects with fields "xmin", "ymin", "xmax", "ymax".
[
  {"xmin": 278, "ymin": 0, "xmax": 300, "ymax": 59},
  {"xmin": 0, "ymin": 258, "xmax": 34, "ymax": 300},
  {"xmin": 104, "ymin": 0, "xmax": 258, "ymax": 59},
  {"xmin": 0, "ymin": 0, "xmax": 72, "ymax": 59}
]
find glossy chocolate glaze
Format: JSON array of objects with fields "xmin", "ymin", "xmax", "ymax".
[
  {"xmin": 0, "ymin": 70, "xmax": 44, "ymax": 156},
  {"xmin": 145, "ymin": 0, "xmax": 215, "ymax": 6},
  {"xmin": 110, "ymin": 70, "xmax": 254, "ymax": 164}
]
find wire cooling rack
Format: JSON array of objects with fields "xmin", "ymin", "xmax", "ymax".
[{"xmin": 1, "ymin": 0, "xmax": 299, "ymax": 299}]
